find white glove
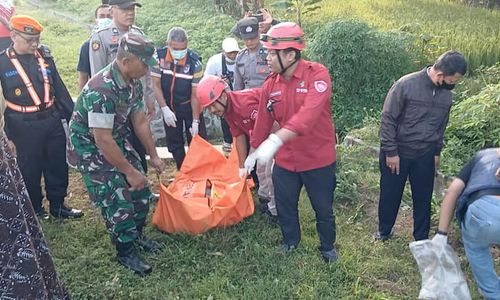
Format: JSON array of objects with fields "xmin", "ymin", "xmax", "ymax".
[
  {"xmin": 161, "ymin": 106, "xmax": 177, "ymax": 127},
  {"xmin": 190, "ymin": 119, "xmax": 199, "ymax": 136},
  {"xmin": 244, "ymin": 154, "xmax": 256, "ymax": 173},
  {"xmin": 431, "ymin": 232, "xmax": 448, "ymax": 248},
  {"xmin": 238, "ymin": 168, "xmax": 247, "ymax": 178},
  {"xmin": 254, "ymin": 133, "xmax": 283, "ymax": 163}
]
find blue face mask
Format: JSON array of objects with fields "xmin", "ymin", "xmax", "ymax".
[
  {"xmin": 96, "ymin": 18, "xmax": 112, "ymax": 30},
  {"xmin": 171, "ymin": 49, "xmax": 188, "ymax": 61}
]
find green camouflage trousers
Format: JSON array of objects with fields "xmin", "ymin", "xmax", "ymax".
[{"xmin": 81, "ymin": 170, "xmax": 152, "ymax": 244}]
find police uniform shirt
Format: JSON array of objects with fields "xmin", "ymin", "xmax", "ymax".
[
  {"xmin": 88, "ymin": 21, "xmax": 144, "ymax": 76},
  {"xmin": 88, "ymin": 21, "xmax": 155, "ymax": 106},
  {"xmin": 233, "ymin": 42, "xmax": 269, "ymax": 90}
]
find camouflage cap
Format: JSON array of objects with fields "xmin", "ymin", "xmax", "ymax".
[
  {"xmin": 119, "ymin": 33, "xmax": 156, "ymax": 66},
  {"xmin": 109, "ymin": 0, "xmax": 142, "ymax": 8},
  {"xmin": 237, "ymin": 17, "xmax": 259, "ymax": 40}
]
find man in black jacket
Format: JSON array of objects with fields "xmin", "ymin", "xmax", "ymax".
[{"xmin": 376, "ymin": 50, "xmax": 467, "ymax": 241}]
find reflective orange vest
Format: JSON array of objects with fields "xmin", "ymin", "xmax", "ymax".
[{"xmin": 5, "ymin": 48, "xmax": 54, "ymax": 113}]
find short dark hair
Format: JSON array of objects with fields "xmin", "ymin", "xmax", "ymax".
[
  {"xmin": 434, "ymin": 50, "xmax": 468, "ymax": 76},
  {"xmin": 95, "ymin": 4, "xmax": 110, "ymax": 19},
  {"xmin": 101, "ymin": 0, "xmax": 110, "ymax": 4},
  {"xmin": 282, "ymin": 48, "xmax": 301, "ymax": 60}
]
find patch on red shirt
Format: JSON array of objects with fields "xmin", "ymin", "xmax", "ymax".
[
  {"xmin": 314, "ymin": 80, "xmax": 328, "ymax": 93},
  {"xmin": 250, "ymin": 109, "xmax": 258, "ymax": 120}
]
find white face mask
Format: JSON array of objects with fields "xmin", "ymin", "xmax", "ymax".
[
  {"xmin": 225, "ymin": 57, "xmax": 235, "ymax": 64},
  {"xmin": 171, "ymin": 49, "xmax": 188, "ymax": 61},
  {"xmin": 96, "ymin": 18, "xmax": 112, "ymax": 30}
]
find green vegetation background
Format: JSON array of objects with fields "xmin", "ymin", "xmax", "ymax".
[{"xmin": 14, "ymin": 0, "xmax": 499, "ymax": 298}]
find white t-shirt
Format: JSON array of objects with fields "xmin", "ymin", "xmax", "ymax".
[{"xmin": 204, "ymin": 53, "xmax": 236, "ymax": 87}]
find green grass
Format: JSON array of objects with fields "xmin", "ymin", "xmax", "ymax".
[
  {"xmin": 301, "ymin": 0, "xmax": 500, "ymax": 69},
  {"xmin": 36, "ymin": 146, "xmax": 489, "ymax": 299},
  {"xmin": 15, "ymin": 0, "xmax": 498, "ymax": 298}
]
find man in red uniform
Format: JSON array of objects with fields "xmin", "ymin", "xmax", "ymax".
[
  {"xmin": 246, "ymin": 22, "xmax": 338, "ymax": 262},
  {"xmin": 196, "ymin": 75, "xmax": 259, "ymax": 172},
  {"xmin": 196, "ymin": 75, "xmax": 279, "ymax": 220}
]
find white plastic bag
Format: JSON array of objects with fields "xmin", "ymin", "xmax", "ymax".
[{"xmin": 409, "ymin": 239, "xmax": 471, "ymax": 300}]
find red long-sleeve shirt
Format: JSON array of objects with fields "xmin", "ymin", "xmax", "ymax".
[
  {"xmin": 224, "ymin": 89, "xmax": 261, "ymax": 137},
  {"xmin": 250, "ymin": 59, "xmax": 336, "ymax": 172}
]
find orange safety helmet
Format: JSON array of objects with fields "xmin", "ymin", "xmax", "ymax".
[
  {"xmin": 196, "ymin": 75, "xmax": 229, "ymax": 109},
  {"xmin": 260, "ymin": 22, "xmax": 305, "ymax": 51}
]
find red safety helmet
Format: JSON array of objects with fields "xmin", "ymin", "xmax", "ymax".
[
  {"xmin": 196, "ymin": 75, "xmax": 229, "ymax": 109},
  {"xmin": 260, "ymin": 22, "xmax": 305, "ymax": 51}
]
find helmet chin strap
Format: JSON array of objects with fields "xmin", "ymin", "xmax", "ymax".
[{"xmin": 277, "ymin": 50, "xmax": 298, "ymax": 75}]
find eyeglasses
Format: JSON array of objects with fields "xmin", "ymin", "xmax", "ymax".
[
  {"xmin": 260, "ymin": 34, "xmax": 304, "ymax": 45},
  {"xmin": 17, "ymin": 33, "xmax": 40, "ymax": 45}
]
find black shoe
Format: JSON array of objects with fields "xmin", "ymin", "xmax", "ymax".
[
  {"xmin": 116, "ymin": 243, "xmax": 152, "ymax": 276},
  {"xmin": 320, "ymin": 248, "xmax": 339, "ymax": 263},
  {"xmin": 373, "ymin": 231, "xmax": 392, "ymax": 242},
  {"xmin": 136, "ymin": 236, "xmax": 163, "ymax": 253},
  {"xmin": 50, "ymin": 205, "xmax": 84, "ymax": 219},
  {"xmin": 35, "ymin": 208, "xmax": 50, "ymax": 220}
]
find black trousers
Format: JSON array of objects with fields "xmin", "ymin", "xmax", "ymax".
[
  {"xmin": 220, "ymin": 117, "xmax": 233, "ymax": 144},
  {"xmin": 164, "ymin": 109, "xmax": 207, "ymax": 170},
  {"xmin": 273, "ymin": 162, "xmax": 337, "ymax": 251},
  {"xmin": 377, "ymin": 149, "xmax": 435, "ymax": 241},
  {"xmin": 5, "ymin": 109, "xmax": 68, "ymax": 212}
]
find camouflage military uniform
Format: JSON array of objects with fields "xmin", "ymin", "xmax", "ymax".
[
  {"xmin": 68, "ymin": 61, "xmax": 151, "ymax": 244},
  {"xmin": 233, "ymin": 43, "xmax": 270, "ymax": 90},
  {"xmin": 88, "ymin": 21, "xmax": 154, "ymax": 173}
]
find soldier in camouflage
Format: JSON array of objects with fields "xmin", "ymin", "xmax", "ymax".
[
  {"xmin": 89, "ymin": 0, "xmax": 156, "ymax": 175},
  {"xmin": 68, "ymin": 33, "xmax": 165, "ymax": 276}
]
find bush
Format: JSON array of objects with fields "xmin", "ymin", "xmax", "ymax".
[
  {"xmin": 308, "ymin": 19, "xmax": 420, "ymax": 133},
  {"xmin": 441, "ymin": 83, "xmax": 500, "ymax": 174}
]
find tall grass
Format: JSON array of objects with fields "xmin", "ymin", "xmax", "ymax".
[{"xmin": 307, "ymin": 0, "xmax": 500, "ymax": 70}]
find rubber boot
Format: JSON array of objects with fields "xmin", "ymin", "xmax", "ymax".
[
  {"xmin": 115, "ymin": 242, "xmax": 152, "ymax": 276},
  {"xmin": 136, "ymin": 223, "xmax": 163, "ymax": 253}
]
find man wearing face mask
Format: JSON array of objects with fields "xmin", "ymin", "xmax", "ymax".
[
  {"xmin": 77, "ymin": 3, "xmax": 111, "ymax": 91},
  {"xmin": 204, "ymin": 37, "xmax": 241, "ymax": 156},
  {"xmin": 151, "ymin": 27, "xmax": 206, "ymax": 170},
  {"xmin": 375, "ymin": 50, "xmax": 467, "ymax": 242}
]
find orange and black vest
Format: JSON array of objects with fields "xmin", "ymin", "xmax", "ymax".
[
  {"xmin": 156, "ymin": 46, "xmax": 200, "ymax": 113},
  {"xmin": 0, "ymin": 46, "xmax": 55, "ymax": 114}
]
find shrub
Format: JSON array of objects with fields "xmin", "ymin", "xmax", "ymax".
[
  {"xmin": 441, "ymin": 83, "xmax": 500, "ymax": 174},
  {"xmin": 308, "ymin": 19, "xmax": 420, "ymax": 133}
]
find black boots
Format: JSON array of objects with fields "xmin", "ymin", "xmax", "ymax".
[
  {"xmin": 136, "ymin": 236, "xmax": 163, "ymax": 253},
  {"xmin": 116, "ymin": 242, "xmax": 152, "ymax": 276}
]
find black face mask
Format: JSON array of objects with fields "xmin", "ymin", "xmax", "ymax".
[{"xmin": 439, "ymin": 82, "xmax": 456, "ymax": 90}]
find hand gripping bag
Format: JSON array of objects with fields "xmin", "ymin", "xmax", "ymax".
[
  {"xmin": 152, "ymin": 135, "xmax": 254, "ymax": 234},
  {"xmin": 409, "ymin": 239, "xmax": 471, "ymax": 300}
]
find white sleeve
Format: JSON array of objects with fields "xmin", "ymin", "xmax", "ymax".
[{"xmin": 204, "ymin": 54, "xmax": 221, "ymax": 77}]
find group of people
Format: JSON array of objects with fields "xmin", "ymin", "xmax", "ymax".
[{"xmin": 0, "ymin": 0, "xmax": 498, "ymax": 298}]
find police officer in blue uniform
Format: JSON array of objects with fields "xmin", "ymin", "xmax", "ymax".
[
  {"xmin": 151, "ymin": 27, "xmax": 206, "ymax": 170},
  {"xmin": 0, "ymin": 15, "xmax": 83, "ymax": 219}
]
